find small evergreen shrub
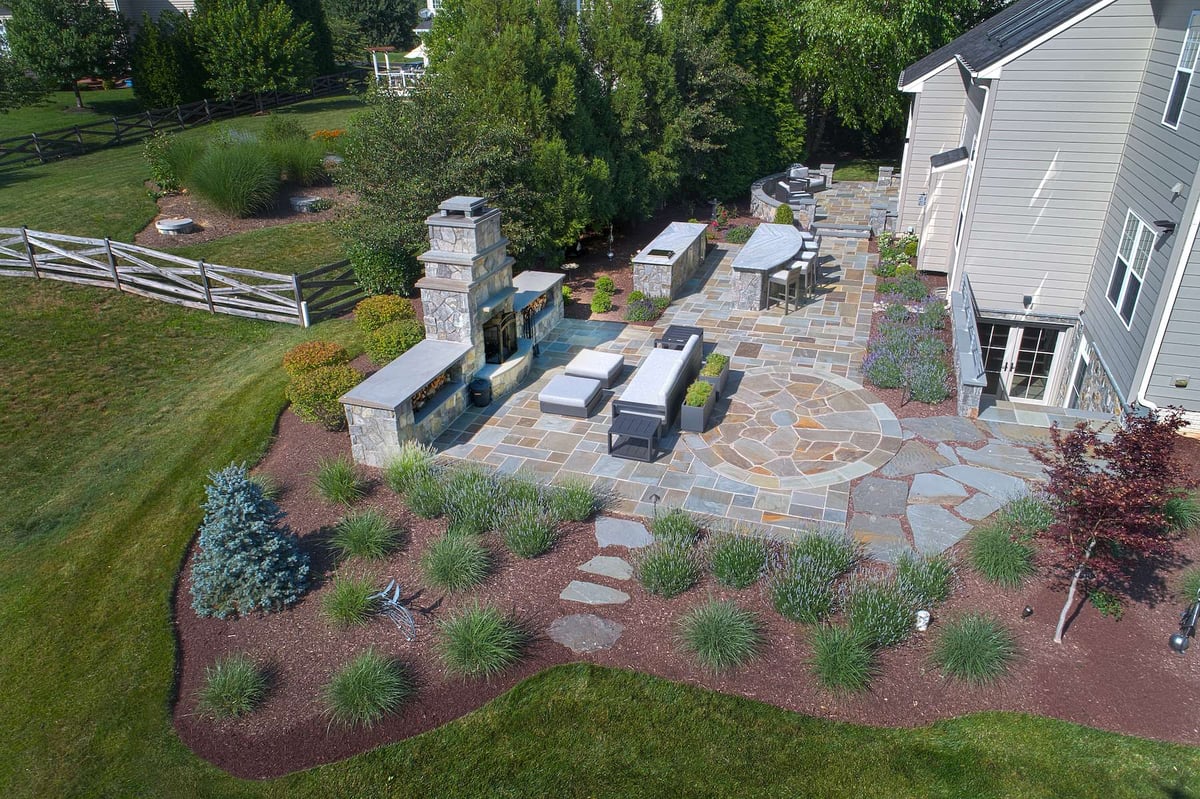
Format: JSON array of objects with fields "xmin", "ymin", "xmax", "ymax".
[
  {"xmin": 628, "ymin": 290, "xmax": 647, "ymax": 302},
  {"xmin": 894, "ymin": 263, "xmax": 918, "ymax": 278},
  {"xmin": 383, "ymin": 442, "xmax": 438, "ymax": 495},
  {"xmin": 501, "ymin": 500, "xmax": 557, "ymax": 558},
  {"xmin": 932, "ymin": 613, "xmax": 1017, "ymax": 684},
  {"xmin": 810, "ymin": 625, "xmax": 875, "ymax": 693},
  {"xmin": 365, "ymin": 319, "xmax": 425, "ymax": 365},
  {"xmin": 708, "ymin": 532, "xmax": 768, "ymax": 589},
  {"xmin": 684, "ymin": 381, "xmax": 713, "ymax": 407},
  {"xmin": 636, "ymin": 542, "xmax": 700, "ymax": 598},
  {"xmin": 590, "ymin": 290, "xmax": 613, "ymax": 314},
  {"xmin": 322, "ymin": 575, "xmax": 378, "ymax": 628},
  {"xmin": 701, "ymin": 353, "xmax": 729, "ymax": 378},
  {"xmin": 331, "ymin": 508, "xmax": 403, "ymax": 561},
  {"xmin": 190, "ymin": 464, "xmax": 310, "ymax": 619},
  {"xmin": 348, "ymin": 243, "xmax": 409, "ymax": 296},
  {"xmin": 843, "ymin": 578, "xmax": 916, "ymax": 648},
  {"xmin": 443, "ymin": 465, "xmax": 498, "ymax": 535},
  {"xmin": 143, "ymin": 132, "xmax": 184, "ymax": 192},
  {"xmin": 773, "ymin": 204, "xmax": 794, "ymax": 224},
  {"xmin": 314, "ymin": 456, "xmax": 366, "ymax": 506},
  {"xmin": 678, "ymin": 599, "xmax": 762, "ymax": 671},
  {"xmin": 324, "ymin": 649, "xmax": 413, "ymax": 727},
  {"xmin": 422, "ymin": 534, "xmax": 491, "ymax": 591},
  {"xmin": 437, "ymin": 603, "xmax": 527, "ymax": 678},
  {"xmin": 405, "ymin": 469, "xmax": 447, "ymax": 518},
  {"xmin": 282, "ymin": 340, "xmax": 350, "ymax": 378},
  {"xmin": 196, "ymin": 653, "xmax": 268, "ymax": 719},
  {"xmin": 547, "ymin": 477, "xmax": 599, "ymax": 522},
  {"xmin": 725, "ymin": 225, "xmax": 754, "ymax": 244},
  {"xmin": 651, "ymin": 508, "xmax": 701, "ymax": 547},
  {"xmin": 595, "ymin": 275, "xmax": 616, "ymax": 293},
  {"xmin": 188, "ymin": 142, "xmax": 280, "ymax": 217},
  {"xmin": 969, "ymin": 522, "xmax": 1036, "ymax": 587},
  {"xmin": 355, "ymin": 295, "xmax": 417, "ymax": 332},
  {"xmin": 286, "ymin": 363, "xmax": 362, "ymax": 430},
  {"xmin": 895, "ymin": 552, "xmax": 955, "ymax": 607}
]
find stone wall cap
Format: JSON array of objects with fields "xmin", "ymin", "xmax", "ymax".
[
  {"xmin": 424, "ymin": 207, "xmax": 501, "ymax": 228},
  {"xmin": 438, "ymin": 196, "xmax": 488, "ymax": 215},
  {"xmin": 340, "ymin": 339, "xmax": 472, "ymax": 411}
]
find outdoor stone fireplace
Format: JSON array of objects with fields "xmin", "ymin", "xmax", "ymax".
[{"xmin": 341, "ymin": 196, "xmax": 564, "ymax": 466}]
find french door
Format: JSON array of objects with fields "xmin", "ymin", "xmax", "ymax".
[{"xmin": 977, "ymin": 322, "xmax": 1063, "ymax": 404}]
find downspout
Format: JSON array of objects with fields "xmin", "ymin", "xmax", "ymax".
[
  {"xmin": 949, "ymin": 82, "xmax": 991, "ymax": 293},
  {"xmin": 1135, "ymin": 172, "xmax": 1200, "ymax": 413}
]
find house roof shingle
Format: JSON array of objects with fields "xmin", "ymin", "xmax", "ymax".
[{"xmin": 899, "ymin": 0, "xmax": 1104, "ymax": 89}]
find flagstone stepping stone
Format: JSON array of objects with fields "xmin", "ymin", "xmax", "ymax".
[
  {"xmin": 548, "ymin": 613, "xmax": 624, "ymax": 653},
  {"xmin": 594, "ymin": 516, "xmax": 653, "ymax": 549},
  {"xmin": 957, "ymin": 443, "xmax": 1046, "ymax": 480},
  {"xmin": 849, "ymin": 513, "xmax": 910, "ymax": 564},
  {"xmin": 578, "ymin": 555, "xmax": 633, "ymax": 581},
  {"xmin": 908, "ymin": 505, "xmax": 973, "ymax": 555},
  {"xmin": 956, "ymin": 492, "xmax": 1005, "ymax": 521},
  {"xmin": 560, "ymin": 580, "xmax": 631, "ymax": 605},
  {"xmin": 851, "ymin": 476, "xmax": 909, "ymax": 516},
  {"xmin": 936, "ymin": 442, "xmax": 960, "ymax": 464},
  {"xmin": 901, "ymin": 416, "xmax": 986, "ymax": 444},
  {"xmin": 910, "ymin": 473, "xmax": 968, "ymax": 504},
  {"xmin": 941, "ymin": 465, "xmax": 1029, "ymax": 501},
  {"xmin": 880, "ymin": 440, "xmax": 953, "ymax": 478}
]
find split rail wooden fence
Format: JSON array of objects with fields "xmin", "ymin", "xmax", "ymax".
[
  {"xmin": 0, "ymin": 71, "xmax": 366, "ymax": 171},
  {"xmin": 0, "ymin": 227, "xmax": 363, "ymax": 327}
]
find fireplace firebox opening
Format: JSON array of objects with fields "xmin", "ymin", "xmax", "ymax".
[{"xmin": 483, "ymin": 310, "xmax": 518, "ymax": 364}]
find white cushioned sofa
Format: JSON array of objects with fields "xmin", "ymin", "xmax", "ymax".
[{"xmin": 611, "ymin": 334, "xmax": 702, "ymax": 433}]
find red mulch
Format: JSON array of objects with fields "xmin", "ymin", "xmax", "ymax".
[{"xmin": 172, "ymin": 410, "xmax": 1200, "ymax": 779}]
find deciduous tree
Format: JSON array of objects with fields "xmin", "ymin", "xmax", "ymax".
[
  {"xmin": 193, "ymin": 0, "xmax": 316, "ymax": 101},
  {"xmin": 6, "ymin": 0, "xmax": 128, "ymax": 109},
  {"xmin": 323, "ymin": 0, "xmax": 417, "ymax": 59},
  {"xmin": 1035, "ymin": 409, "xmax": 1197, "ymax": 642},
  {"xmin": 0, "ymin": 52, "xmax": 45, "ymax": 113}
]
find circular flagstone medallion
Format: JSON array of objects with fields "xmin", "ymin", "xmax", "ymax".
[{"xmin": 688, "ymin": 366, "xmax": 902, "ymax": 490}]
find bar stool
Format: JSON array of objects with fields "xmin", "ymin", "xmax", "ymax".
[{"xmin": 769, "ymin": 260, "xmax": 805, "ymax": 314}]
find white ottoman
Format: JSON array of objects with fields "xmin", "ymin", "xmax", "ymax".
[
  {"xmin": 565, "ymin": 349, "xmax": 625, "ymax": 388},
  {"xmin": 539, "ymin": 375, "xmax": 603, "ymax": 418}
]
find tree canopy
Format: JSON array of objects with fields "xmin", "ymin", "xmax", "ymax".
[
  {"xmin": 323, "ymin": 0, "xmax": 418, "ymax": 60},
  {"xmin": 130, "ymin": 11, "xmax": 208, "ymax": 108},
  {"xmin": 193, "ymin": 0, "xmax": 316, "ymax": 100},
  {"xmin": 0, "ymin": 52, "xmax": 46, "ymax": 114},
  {"xmin": 5, "ymin": 0, "xmax": 128, "ymax": 109}
]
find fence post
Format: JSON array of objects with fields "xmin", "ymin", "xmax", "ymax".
[
  {"xmin": 146, "ymin": 110, "xmax": 155, "ymax": 132},
  {"xmin": 197, "ymin": 260, "xmax": 216, "ymax": 313},
  {"xmin": 176, "ymin": 105, "xmax": 186, "ymax": 130},
  {"xmin": 30, "ymin": 133, "xmax": 45, "ymax": 164},
  {"xmin": 20, "ymin": 227, "xmax": 41, "ymax": 278},
  {"xmin": 112, "ymin": 117, "xmax": 122, "ymax": 144},
  {"xmin": 103, "ymin": 238, "xmax": 122, "ymax": 291},
  {"xmin": 291, "ymin": 273, "xmax": 309, "ymax": 327},
  {"xmin": 73, "ymin": 126, "xmax": 84, "ymax": 151},
  {"xmin": 203, "ymin": 99, "xmax": 212, "ymax": 124}
]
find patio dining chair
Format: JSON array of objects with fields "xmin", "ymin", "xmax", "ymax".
[{"xmin": 769, "ymin": 260, "xmax": 806, "ymax": 315}]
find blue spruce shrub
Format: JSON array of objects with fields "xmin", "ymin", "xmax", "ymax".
[{"xmin": 190, "ymin": 463, "xmax": 310, "ymax": 619}]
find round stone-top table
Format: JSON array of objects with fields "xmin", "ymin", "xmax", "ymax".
[
  {"xmin": 687, "ymin": 366, "xmax": 902, "ymax": 490},
  {"xmin": 729, "ymin": 222, "xmax": 804, "ymax": 310}
]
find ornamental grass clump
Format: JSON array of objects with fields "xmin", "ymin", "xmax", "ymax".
[
  {"xmin": 323, "ymin": 649, "xmax": 414, "ymax": 728},
  {"xmin": 421, "ymin": 534, "xmax": 491, "ymax": 591},
  {"xmin": 190, "ymin": 464, "xmax": 309, "ymax": 619},
  {"xmin": 405, "ymin": 468, "xmax": 447, "ymax": 519},
  {"xmin": 651, "ymin": 507, "xmax": 701, "ymax": 547},
  {"xmin": 314, "ymin": 455, "xmax": 366, "ymax": 506},
  {"xmin": 501, "ymin": 500, "xmax": 557, "ymax": 558},
  {"xmin": 265, "ymin": 136, "xmax": 326, "ymax": 185},
  {"xmin": 282, "ymin": 340, "xmax": 350, "ymax": 379},
  {"xmin": 678, "ymin": 599, "xmax": 762, "ymax": 672},
  {"xmin": 810, "ymin": 625, "xmax": 875, "ymax": 693},
  {"xmin": 247, "ymin": 471, "xmax": 282, "ymax": 501},
  {"xmin": 383, "ymin": 441, "xmax": 439, "ymax": 496},
  {"xmin": 969, "ymin": 521, "xmax": 1036, "ymax": 587},
  {"xmin": 443, "ymin": 465, "xmax": 499, "ymax": 536},
  {"xmin": 932, "ymin": 613, "xmax": 1017, "ymax": 684},
  {"xmin": 196, "ymin": 653, "xmax": 268, "ymax": 719},
  {"xmin": 321, "ymin": 575, "xmax": 378, "ymax": 628},
  {"xmin": 998, "ymin": 494, "xmax": 1055, "ymax": 533},
  {"xmin": 330, "ymin": 508, "xmax": 403, "ymax": 561},
  {"xmin": 843, "ymin": 578, "xmax": 916, "ymax": 649},
  {"xmin": 437, "ymin": 603, "xmax": 527, "ymax": 679},
  {"xmin": 188, "ymin": 142, "xmax": 279, "ymax": 217},
  {"xmin": 895, "ymin": 552, "xmax": 955, "ymax": 608},
  {"xmin": 768, "ymin": 532, "xmax": 858, "ymax": 624},
  {"xmin": 286, "ymin": 363, "xmax": 363, "ymax": 431},
  {"xmin": 708, "ymin": 531, "xmax": 768, "ymax": 589},
  {"xmin": 636, "ymin": 541, "xmax": 700, "ymax": 598},
  {"xmin": 547, "ymin": 477, "xmax": 599, "ymax": 522},
  {"xmin": 1178, "ymin": 566, "xmax": 1200, "ymax": 600},
  {"xmin": 1165, "ymin": 491, "xmax": 1200, "ymax": 532}
]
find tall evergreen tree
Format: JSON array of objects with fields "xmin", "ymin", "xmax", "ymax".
[
  {"xmin": 6, "ymin": 0, "xmax": 128, "ymax": 109},
  {"xmin": 130, "ymin": 11, "xmax": 208, "ymax": 108},
  {"xmin": 284, "ymin": 0, "xmax": 337, "ymax": 74},
  {"xmin": 324, "ymin": 0, "xmax": 417, "ymax": 58}
]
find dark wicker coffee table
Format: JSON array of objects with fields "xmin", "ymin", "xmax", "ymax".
[
  {"xmin": 608, "ymin": 413, "xmax": 659, "ymax": 462},
  {"xmin": 655, "ymin": 324, "xmax": 704, "ymax": 351}
]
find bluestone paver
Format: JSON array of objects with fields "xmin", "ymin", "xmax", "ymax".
[
  {"xmin": 560, "ymin": 580, "xmax": 631, "ymax": 605},
  {"xmin": 908, "ymin": 505, "xmax": 973, "ymax": 554},
  {"xmin": 548, "ymin": 614, "xmax": 624, "ymax": 652},
  {"xmin": 578, "ymin": 555, "xmax": 633, "ymax": 581},
  {"xmin": 594, "ymin": 516, "xmax": 654, "ymax": 549}
]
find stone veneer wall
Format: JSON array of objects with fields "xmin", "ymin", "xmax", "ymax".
[
  {"xmin": 733, "ymin": 268, "xmax": 765, "ymax": 311},
  {"xmin": 750, "ymin": 173, "xmax": 816, "ymax": 228},
  {"xmin": 1075, "ymin": 341, "xmax": 1123, "ymax": 414},
  {"xmin": 346, "ymin": 404, "xmax": 407, "ymax": 468},
  {"xmin": 526, "ymin": 292, "xmax": 563, "ymax": 343},
  {"xmin": 414, "ymin": 384, "xmax": 468, "ymax": 442}
]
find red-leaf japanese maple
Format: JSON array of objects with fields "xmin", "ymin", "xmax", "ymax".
[{"xmin": 1034, "ymin": 409, "xmax": 1196, "ymax": 642}]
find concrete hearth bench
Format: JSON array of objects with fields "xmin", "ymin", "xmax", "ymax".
[{"xmin": 611, "ymin": 333, "xmax": 702, "ymax": 433}]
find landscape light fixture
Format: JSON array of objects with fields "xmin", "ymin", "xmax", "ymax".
[
  {"xmin": 607, "ymin": 226, "xmax": 614, "ymax": 261},
  {"xmin": 1171, "ymin": 181, "xmax": 1185, "ymax": 200},
  {"xmin": 1169, "ymin": 588, "xmax": 1200, "ymax": 655},
  {"xmin": 1022, "ymin": 605, "xmax": 1034, "ymax": 619},
  {"xmin": 648, "ymin": 492, "xmax": 661, "ymax": 518}
]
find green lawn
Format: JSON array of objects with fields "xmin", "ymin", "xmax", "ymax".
[
  {"xmin": 170, "ymin": 222, "xmax": 345, "ymax": 274},
  {"xmin": 1, "ymin": 278, "xmax": 1198, "ymax": 798},
  {"xmin": 832, "ymin": 158, "xmax": 900, "ymax": 182},
  {"xmin": 0, "ymin": 88, "xmax": 144, "ymax": 140},
  {"xmin": 0, "ymin": 95, "xmax": 363, "ymax": 242}
]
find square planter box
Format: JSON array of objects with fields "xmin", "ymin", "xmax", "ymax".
[
  {"xmin": 679, "ymin": 387, "xmax": 716, "ymax": 433},
  {"xmin": 699, "ymin": 358, "xmax": 730, "ymax": 398}
]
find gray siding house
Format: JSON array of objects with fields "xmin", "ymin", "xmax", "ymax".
[{"xmin": 899, "ymin": 0, "xmax": 1200, "ymax": 427}]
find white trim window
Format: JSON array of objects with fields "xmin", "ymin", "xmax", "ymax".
[
  {"xmin": 1164, "ymin": 12, "xmax": 1200, "ymax": 128},
  {"xmin": 1107, "ymin": 211, "xmax": 1154, "ymax": 326}
]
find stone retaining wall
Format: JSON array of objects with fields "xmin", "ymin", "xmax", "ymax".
[{"xmin": 750, "ymin": 173, "xmax": 816, "ymax": 228}]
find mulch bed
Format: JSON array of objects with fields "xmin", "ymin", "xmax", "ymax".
[{"xmin": 173, "ymin": 409, "xmax": 1200, "ymax": 779}]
